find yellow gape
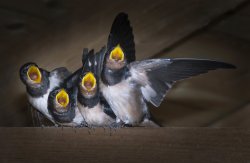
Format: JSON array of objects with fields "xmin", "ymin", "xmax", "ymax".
[
  {"xmin": 109, "ymin": 44, "xmax": 124, "ymax": 61},
  {"xmin": 56, "ymin": 89, "xmax": 69, "ymax": 108},
  {"xmin": 27, "ymin": 65, "xmax": 42, "ymax": 83},
  {"xmin": 82, "ymin": 72, "xmax": 96, "ymax": 91}
]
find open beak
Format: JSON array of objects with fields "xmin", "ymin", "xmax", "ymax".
[
  {"xmin": 109, "ymin": 44, "xmax": 124, "ymax": 61},
  {"xmin": 27, "ymin": 65, "xmax": 42, "ymax": 83},
  {"xmin": 56, "ymin": 89, "xmax": 69, "ymax": 108},
  {"xmin": 82, "ymin": 72, "xmax": 96, "ymax": 92}
]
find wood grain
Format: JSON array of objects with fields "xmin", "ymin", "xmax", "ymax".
[
  {"xmin": 210, "ymin": 103, "xmax": 250, "ymax": 127},
  {"xmin": 0, "ymin": 127, "xmax": 249, "ymax": 163},
  {"xmin": 150, "ymin": 29, "xmax": 250, "ymax": 127}
]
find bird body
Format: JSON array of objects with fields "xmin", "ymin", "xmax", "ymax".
[
  {"xmin": 20, "ymin": 63, "xmax": 71, "ymax": 124},
  {"xmin": 28, "ymin": 71, "xmax": 62, "ymax": 121},
  {"xmin": 48, "ymin": 87, "xmax": 85, "ymax": 127},
  {"xmin": 101, "ymin": 58, "xmax": 235, "ymax": 126},
  {"xmin": 68, "ymin": 106, "xmax": 84, "ymax": 126},
  {"xmin": 99, "ymin": 13, "xmax": 236, "ymax": 126},
  {"xmin": 100, "ymin": 79, "xmax": 146, "ymax": 124},
  {"xmin": 77, "ymin": 48, "xmax": 116, "ymax": 127},
  {"xmin": 100, "ymin": 12, "xmax": 158, "ymax": 126},
  {"xmin": 78, "ymin": 102, "xmax": 115, "ymax": 126}
]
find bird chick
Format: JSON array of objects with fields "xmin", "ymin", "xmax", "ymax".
[
  {"xmin": 20, "ymin": 62, "xmax": 71, "ymax": 124},
  {"xmin": 100, "ymin": 12, "xmax": 236, "ymax": 126},
  {"xmin": 48, "ymin": 87, "xmax": 85, "ymax": 127},
  {"xmin": 77, "ymin": 48, "xmax": 117, "ymax": 127}
]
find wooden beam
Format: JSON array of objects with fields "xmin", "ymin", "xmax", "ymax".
[
  {"xmin": 209, "ymin": 103, "xmax": 250, "ymax": 127},
  {"xmin": 0, "ymin": 127, "xmax": 250, "ymax": 162}
]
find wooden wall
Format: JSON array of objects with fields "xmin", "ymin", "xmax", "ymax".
[{"xmin": 0, "ymin": 0, "xmax": 249, "ymax": 127}]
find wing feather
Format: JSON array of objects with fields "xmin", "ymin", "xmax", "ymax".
[
  {"xmin": 106, "ymin": 12, "xmax": 135, "ymax": 63},
  {"xmin": 129, "ymin": 58, "xmax": 236, "ymax": 107}
]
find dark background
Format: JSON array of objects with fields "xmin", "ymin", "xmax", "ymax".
[{"xmin": 0, "ymin": 0, "xmax": 249, "ymax": 127}]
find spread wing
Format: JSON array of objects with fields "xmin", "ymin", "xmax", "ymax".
[
  {"xmin": 129, "ymin": 58, "xmax": 236, "ymax": 107},
  {"xmin": 106, "ymin": 12, "xmax": 135, "ymax": 63}
]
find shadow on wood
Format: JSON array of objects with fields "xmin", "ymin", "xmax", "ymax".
[{"xmin": 0, "ymin": 127, "xmax": 249, "ymax": 163}]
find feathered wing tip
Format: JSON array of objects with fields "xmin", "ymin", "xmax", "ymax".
[
  {"xmin": 94, "ymin": 46, "xmax": 106, "ymax": 77},
  {"xmin": 163, "ymin": 59, "xmax": 236, "ymax": 81},
  {"xmin": 82, "ymin": 49, "xmax": 97, "ymax": 76},
  {"xmin": 63, "ymin": 49, "xmax": 95, "ymax": 89},
  {"xmin": 82, "ymin": 48, "xmax": 94, "ymax": 67},
  {"xmin": 82, "ymin": 48, "xmax": 89, "ymax": 65},
  {"xmin": 130, "ymin": 58, "xmax": 236, "ymax": 107},
  {"xmin": 107, "ymin": 12, "xmax": 135, "ymax": 63}
]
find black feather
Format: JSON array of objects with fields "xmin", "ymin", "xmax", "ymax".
[
  {"xmin": 78, "ymin": 48, "xmax": 103, "ymax": 108},
  {"xmin": 162, "ymin": 59, "xmax": 236, "ymax": 82},
  {"xmin": 82, "ymin": 49, "xmax": 96, "ymax": 74},
  {"xmin": 64, "ymin": 48, "xmax": 92, "ymax": 89},
  {"xmin": 95, "ymin": 46, "xmax": 106, "ymax": 77},
  {"xmin": 64, "ymin": 68, "xmax": 82, "ymax": 89},
  {"xmin": 131, "ymin": 58, "xmax": 236, "ymax": 107},
  {"xmin": 82, "ymin": 48, "xmax": 89, "ymax": 65},
  {"xmin": 106, "ymin": 12, "xmax": 135, "ymax": 63},
  {"xmin": 101, "ymin": 66, "xmax": 130, "ymax": 85}
]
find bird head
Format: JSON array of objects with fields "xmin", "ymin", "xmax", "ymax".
[
  {"xmin": 48, "ymin": 87, "xmax": 76, "ymax": 123},
  {"xmin": 78, "ymin": 49, "xmax": 100, "ymax": 99},
  {"xmin": 79, "ymin": 71, "xmax": 97, "ymax": 98},
  {"xmin": 104, "ymin": 13, "xmax": 135, "ymax": 71},
  {"xmin": 106, "ymin": 44, "xmax": 127, "ymax": 70},
  {"xmin": 20, "ymin": 63, "xmax": 42, "ymax": 87}
]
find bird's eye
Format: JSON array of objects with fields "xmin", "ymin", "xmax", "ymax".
[
  {"xmin": 82, "ymin": 72, "xmax": 96, "ymax": 91},
  {"xmin": 109, "ymin": 44, "xmax": 124, "ymax": 61},
  {"xmin": 56, "ymin": 89, "xmax": 69, "ymax": 108},
  {"xmin": 27, "ymin": 65, "xmax": 42, "ymax": 83}
]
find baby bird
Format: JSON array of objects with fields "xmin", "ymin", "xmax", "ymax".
[
  {"xmin": 77, "ymin": 48, "xmax": 116, "ymax": 127},
  {"xmin": 48, "ymin": 87, "xmax": 85, "ymax": 127},
  {"xmin": 20, "ymin": 63, "xmax": 71, "ymax": 124},
  {"xmin": 100, "ymin": 13, "xmax": 236, "ymax": 126}
]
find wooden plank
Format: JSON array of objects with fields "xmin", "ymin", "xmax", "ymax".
[
  {"xmin": 151, "ymin": 28, "xmax": 250, "ymax": 127},
  {"xmin": 210, "ymin": 103, "xmax": 250, "ymax": 127},
  {"xmin": 212, "ymin": 4, "xmax": 250, "ymax": 41},
  {"xmin": 0, "ymin": 0, "xmax": 246, "ymax": 126},
  {"xmin": 0, "ymin": 127, "xmax": 249, "ymax": 163}
]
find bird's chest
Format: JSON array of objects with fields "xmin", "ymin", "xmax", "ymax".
[
  {"xmin": 28, "ymin": 92, "xmax": 50, "ymax": 118},
  {"xmin": 72, "ymin": 108, "xmax": 84, "ymax": 125},
  {"xmin": 100, "ymin": 80, "xmax": 144, "ymax": 124},
  {"xmin": 27, "ymin": 75, "xmax": 61, "ymax": 120},
  {"xmin": 78, "ymin": 103, "xmax": 113, "ymax": 126}
]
